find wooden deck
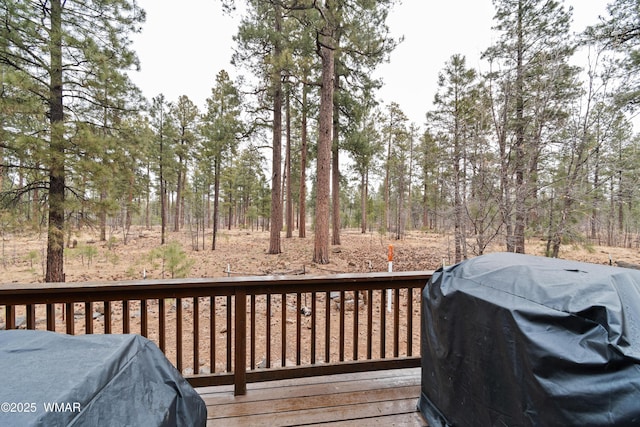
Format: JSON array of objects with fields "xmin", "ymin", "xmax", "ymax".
[{"xmin": 198, "ymin": 367, "xmax": 427, "ymax": 426}]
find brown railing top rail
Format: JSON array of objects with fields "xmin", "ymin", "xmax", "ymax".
[{"xmin": 0, "ymin": 271, "xmax": 435, "ymax": 305}]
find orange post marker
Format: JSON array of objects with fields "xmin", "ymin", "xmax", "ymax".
[{"xmin": 388, "ymin": 244, "xmax": 394, "ymax": 262}]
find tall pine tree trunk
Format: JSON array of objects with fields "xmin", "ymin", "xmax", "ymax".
[
  {"xmin": 99, "ymin": 190, "xmax": 107, "ymax": 241},
  {"xmin": 212, "ymin": 157, "xmax": 220, "ymax": 250},
  {"xmin": 146, "ymin": 163, "xmax": 151, "ymax": 230},
  {"xmin": 285, "ymin": 89, "xmax": 293, "ymax": 238},
  {"xmin": 46, "ymin": 0, "xmax": 65, "ymax": 283},
  {"xmin": 159, "ymin": 125, "xmax": 166, "ymax": 246},
  {"xmin": 422, "ymin": 180, "xmax": 429, "ymax": 229},
  {"xmin": 591, "ymin": 145, "xmax": 600, "ymax": 241},
  {"xmin": 407, "ymin": 130, "xmax": 414, "ymax": 231},
  {"xmin": 298, "ymin": 83, "xmax": 308, "ymax": 238},
  {"xmin": 360, "ymin": 170, "xmax": 367, "ymax": 234},
  {"xmin": 384, "ymin": 127, "xmax": 391, "ymax": 234},
  {"xmin": 268, "ymin": 3, "xmax": 283, "ymax": 254},
  {"xmin": 331, "ymin": 67, "xmax": 341, "ymax": 246},
  {"xmin": 313, "ymin": 36, "xmax": 334, "ymax": 264},
  {"xmin": 124, "ymin": 174, "xmax": 133, "ymax": 245},
  {"xmin": 174, "ymin": 156, "xmax": 184, "ymax": 232},
  {"xmin": 513, "ymin": 0, "xmax": 526, "ymax": 254},
  {"xmin": 454, "ymin": 117, "xmax": 463, "ymax": 263},
  {"xmin": 33, "ymin": 185, "xmax": 39, "ymax": 226}
]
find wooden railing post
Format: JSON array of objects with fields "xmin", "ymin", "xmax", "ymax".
[
  {"xmin": 6, "ymin": 305, "xmax": 15, "ymax": 329},
  {"xmin": 46, "ymin": 303, "xmax": 55, "ymax": 331},
  {"xmin": 234, "ymin": 287, "xmax": 247, "ymax": 396}
]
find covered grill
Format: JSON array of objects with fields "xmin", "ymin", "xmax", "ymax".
[
  {"xmin": 418, "ymin": 252, "xmax": 640, "ymax": 426},
  {"xmin": 0, "ymin": 330, "xmax": 207, "ymax": 426}
]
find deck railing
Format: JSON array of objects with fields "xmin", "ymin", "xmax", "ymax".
[{"xmin": 0, "ymin": 271, "xmax": 432, "ymax": 395}]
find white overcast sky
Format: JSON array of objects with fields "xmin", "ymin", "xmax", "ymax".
[{"xmin": 129, "ymin": 0, "xmax": 611, "ymax": 127}]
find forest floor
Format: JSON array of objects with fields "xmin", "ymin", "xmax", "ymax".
[
  {"xmin": 2, "ymin": 227, "xmax": 640, "ymax": 374},
  {"xmin": 1, "ymin": 226, "xmax": 639, "ymax": 283}
]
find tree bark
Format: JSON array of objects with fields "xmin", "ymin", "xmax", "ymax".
[
  {"xmin": 313, "ymin": 38, "xmax": 334, "ymax": 264},
  {"xmin": 360, "ymin": 170, "xmax": 368, "ymax": 234},
  {"xmin": 174, "ymin": 156, "xmax": 184, "ymax": 232},
  {"xmin": 591, "ymin": 144, "xmax": 600, "ymax": 241},
  {"xmin": 159, "ymin": 130, "xmax": 166, "ymax": 246},
  {"xmin": 513, "ymin": 0, "xmax": 526, "ymax": 254},
  {"xmin": 285, "ymin": 88, "xmax": 293, "ymax": 238},
  {"xmin": 212, "ymin": 156, "xmax": 220, "ymax": 250},
  {"xmin": 384, "ymin": 123, "xmax": 391, "ymax": 234},
  {"xmin": 422, "ymin": 190, "xmax": 427, "ymax": 229},
  {"xmin": 298, "ymin": 83, "xmax": 308, "ymax": 238},
  {"xmin": 454, "ymin": 107, "xmax": 463, "ymax": 263},
  {"xmin": 99, "ymin": 190, "xmax": 107, "ymax": 241},
  {"xmin": 331, "ymin": 66, "xmax": 341, "ymax": 245},
  {"xmin": 45, "ymin": 0, "xmax": 65, "ymax": 283},
  {"xmin": 146, "ymin": 163, "xmax": 151, "ymax": 230},
  {"xmin": 407, "ymin": 129, "xmax": 415, "ymax": 231},
  {"xmin": 268, "ymin": 3, "xmax": 283, "ymax": 254}
]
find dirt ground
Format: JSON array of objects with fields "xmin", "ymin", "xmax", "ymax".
[
  {"xmin": 2, "ymin": 226, "xmax": 639, "ymax": 284},
  {"xmin": 2, "ymin": 227, "xmax": 639, "ymax": 375}
]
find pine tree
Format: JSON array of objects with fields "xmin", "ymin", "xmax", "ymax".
[
  {"xmin": 585, "ymin": 0, "xmax": 640, "ymax": 108},
  {"xmin": 417, "ymin": 130, "xmax": 439, "ymax": 231},
  {"xmin": 429, "ymin": 54, "xmax": 478, "ymax": 262},
  {"xmin": 380, "ymin": 102, "xmax": 408, "ymax": 237},
  {"xmin": 172, "ymin": 96, "xmax": 199, "ymax": 232},
  {"xmin": 344, "ymin": 106, "xmax": 382, "ymax": 234},
  {"xmin": 229, "ymin": 0, "xmax": 289, "ymax": 254},
  {"xmin": 483, "ymin": 0, "xmax": 574, "ymax": 254},
  {"xmin": 329, "ymin": 0, "xmax": 400, "ymax": 247},
  {"xmin": 149, "ymin": 94, "xmax": 176, "ymax": 246},
  {"xmin": 0, "ymin": 0, "xmax": 144, "ymax": 281},
  {"xmin": 200, "ymin": 70, "xmax": 242, "ymax": 250}
]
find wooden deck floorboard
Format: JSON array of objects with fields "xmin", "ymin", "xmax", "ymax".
[{"xmin": 198, "ymin": 367, "xmax": 427, "ymax": 426}]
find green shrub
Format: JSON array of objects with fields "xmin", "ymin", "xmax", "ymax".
[
  {"xmin": 148, "ymin": 241, "xmax": 194, "ymax": 279},
  {"xmin": 77, "ymin": 245, "xmax": 98, "ymax": 266}
]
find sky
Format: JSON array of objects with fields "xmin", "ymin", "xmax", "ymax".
[{"xmin": 129, "ymin": 0, "xmax": 611, "ymax": 127}]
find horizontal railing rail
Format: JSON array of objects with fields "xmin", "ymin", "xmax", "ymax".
[{"xmin": 0, "ymin": 271, "xmax": 433, "ymax": 395}]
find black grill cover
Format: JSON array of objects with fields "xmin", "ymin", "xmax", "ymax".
[
  {"xmin": 0, "ymin": 330, "xmax": 207, "ymax": 426},
  {"xmin": 418, "ymin": 252, "xmax": 640, "ymax": 426}
]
